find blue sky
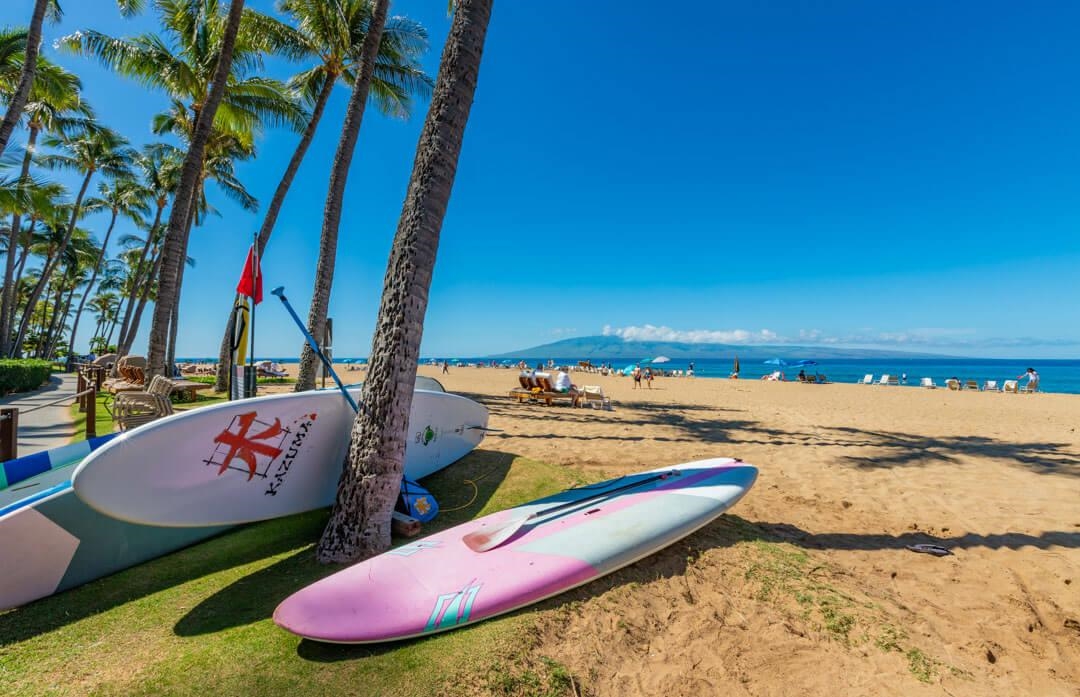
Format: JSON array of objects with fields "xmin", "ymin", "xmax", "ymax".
[{"xmin": 4, "ymin": 0, "xmax": 1080, "ymax": 358}]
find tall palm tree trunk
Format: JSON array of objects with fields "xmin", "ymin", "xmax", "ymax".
[
  {"xmin": 105, "ymin": 308, "xmax": 119, "ymax": 346},
  {"xmin": 317, "ymin": 0, "xmax": 492, "ymax": 564},
  {"xmin": 66, "ymin": 208, "xmax": 118, "ymax": 358},
  {"xmin": 214, "ymin": 77, "xmax": 335, "ymax": 392},
  {"xmin": 165, "ymin": 206, "xmax": 196, "ymax": 372},
  {"xmin": 0, "ymin": 0, "xmax": 47, "ymax": 159},
  {"xmin": 146, "ymin": 0, "xmax": 245, "ymax": 379},
  {"xmin": 121, "ymin": 246, "xmax": 163, "ymax": 355},
  {"xmin": 295, "ymin": 0, "xmax": 390, "ymax": 393},
  {"xmin": 13, "ymin": 169, "xmax": 94, "ymax": 356},
  {"xmin": 1, "ymin": 127, "xmax": 39, "ymax": 356},
  {"xmin": 116, "ymin": 204, "xmax": 162, "ymax": 351},
  {"xmin": 45, "ymin": 272, "xmax": 77, "ymax": 358}
]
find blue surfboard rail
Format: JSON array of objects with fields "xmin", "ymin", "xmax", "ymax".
[{"xmin": 0, "ymin": 435, "xmax": 117, "ymax": 490}]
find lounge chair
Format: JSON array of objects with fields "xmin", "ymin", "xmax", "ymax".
[
  {"xmin": 946, "ymin": 379, "xmax": 961, "ymax": 391},
  {"xmin": 983, "ymin": 380, "xmax": 998, "ymax": 392},
  {"xmin": 876, "ymin": 374, "xmax": 890, "ymax": 385},
  {"xmin": 887, "ymin": 375, "xmax": 899, "ymax": 386},
  {"xmin": 859, "ymin": 374, "xmax": 873, "ymax": 385},
  {"xmin": 536, "ymin": 375, "xmax": 580, "ymax": 407},
  {"xmin": 1002, "ymin": 380, "xmax": 1018, "ymax": 394},
  {"xmin": 581, "ymin": 385, "xmax": 612, "ymax": 410},
  {"xmin": 920, "ymin": 377, "xmax": 936, "ymax": 389},
  {"xmin": 113, "ymin": 375, "xmax": 175, "ymax": 431},
  {"xmin": 964, "ymin": 379, "xmax": 979, "ymax": 391}
]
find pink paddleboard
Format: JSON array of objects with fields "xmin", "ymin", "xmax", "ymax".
[{"xmin": 274, "ymin": 458, "xmax": 757, "ymax": 643}]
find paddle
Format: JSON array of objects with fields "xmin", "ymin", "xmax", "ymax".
[{"xmin": 462, "ymin": 470, "xmax": 680, "ymax": 553}]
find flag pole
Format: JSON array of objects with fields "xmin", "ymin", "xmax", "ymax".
[{"xmin": 249, "ymin": 231, "xmax": 257, "ymax": 397}]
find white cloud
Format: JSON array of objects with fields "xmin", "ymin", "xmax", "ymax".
[{"xmin": 600, "ymin": 324, "xmax": 1080, "ymax": 349}]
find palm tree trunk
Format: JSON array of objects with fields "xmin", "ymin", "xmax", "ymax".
[
  {"xmin": 316, "ymin": 0, "xmax": 492, "ymax": 564},
  {"xmin": 13, "ymin": 169, "xmax": 94, "ymax": 356},
  {"xmin": 146, "ymin": 0, "xmax": 246, "ymax": 379},
  {"xmin": 116, "ymin": 203, "xmax": 162, "ymax": 351},
  {"xmin": 1, "ymin": 126, "xmax": 39, "ymax": 356},
  {"xmin": 122, "ymin": 246, "xmax": 163, "ymax": 356},
  {"xmin": 295, "ymin": 0, "xmax": 390, "ymax": 393},
  {"xmin": 214, "ymin": 76, "xmax": 335, "ymax": 391},
  {"xmin": 46, "ymin": 273, "xmax": 77, "ymax": 359},
  {"xmin": 0, "ymin": 0, "xmax": 47, "ymax": 159},
  {"xmin": 105, "ymin": 310, "xmax": 118, "ymax": 346},
  {"xmin": 66, "ymin": 208, "xmax": 118, "ymax": 359},
  {"xmin": 165, "ymin": 185, "xmax": 198, "ymax": 370}
]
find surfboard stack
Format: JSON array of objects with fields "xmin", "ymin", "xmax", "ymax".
[{"xmin": 0, "ymin": 387, "xmax": 489, "ymax": 610}]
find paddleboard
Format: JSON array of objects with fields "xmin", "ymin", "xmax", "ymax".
[
  {"xmin": 0, "ymin": 461, "xmax": 226, "ymax": 610},
  {"xmin": 72, "ymin": 388, "xmax": 488, "ymax": 527},
  {"xmin": 0, "ymin": 435, "xmax": 116, "ymax": 491},
  {"xmin": 274, "ymin": 458, "xmax": 757, "ymax": 644}
]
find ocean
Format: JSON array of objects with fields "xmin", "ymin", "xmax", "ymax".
[{"xmin": 179, "ymin": 357, "xmax": 1080, "ymax": 394}]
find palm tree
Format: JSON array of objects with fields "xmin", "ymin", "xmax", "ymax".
[
  {"xmin": 13, "ymin": 126, "xmax": 134, "ymax": 356},
  {"xmin": 115, "ymin": 144, "xmax": 181, "ymax": 353},
  {"xmin": 294, "ymin": 0, "xmax": 392, "ymax": 393},
  {"xmin": 317, "ymin": 0, "xmax": 493, "ymax": 563},
  {"xmin": 213, "ymin": 0, "xmax": 433, "ymax": 392},
  {"xmin": 1, "ymin": 57, "xmax": 91, "ymax": 356},
  {"xmin": 0, "ymin": 1, "xmax": 55, "ymax": 159},
  {"xmin": 66, "ymin": 177, "xmax": 149, "ymax": 358},
  {"xmin": 60, "ymin": 0, "xmax": 307, "ymax": 377}
]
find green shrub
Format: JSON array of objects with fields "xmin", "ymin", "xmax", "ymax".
[{"xmin": 0, "ymin": 359, "xmax": 54, "ymax": 395}]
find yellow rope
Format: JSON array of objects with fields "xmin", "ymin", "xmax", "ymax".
[{"xmin": 438, "ymin": 465, "xmax": 502, "ymax": 512}]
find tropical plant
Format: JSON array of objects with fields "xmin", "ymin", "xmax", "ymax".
[
  {"xmin": 66, "ymin": 177, "xmax": 149, "ymax": 358},
  {"xmin": 1, "ymin": 57, "xmax": 91, "ymax": 356},
  {"xmin": 293, "ymin": 0, "xmax": 391, "ymax": 393},
  {"xmin": 317, "ymin": 0, "xmax": 493, "ymax": 563},
  {"xmin": 214, "ymin": 0, "xmax": 433, "ymax": 392},
  {"xmin": 12, "ymin": 126, "xmax": 134, "ymax": 356},
  {"xmin": 0, "ymin": 0, "xmax": 56, "ymax": 159},
  {"xmin": 59, "ymin": 0, "xmax": 308, "ymax": 377}
]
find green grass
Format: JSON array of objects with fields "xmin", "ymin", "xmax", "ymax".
[
  {"xmin": 69, "ymin": 391, "xmax": 230, "ymax": 440},
  {"xmin": 183, "ymin": 375, "xmax": 296, "ymax": 386},
  {"xmin": 0, "ymin": 452, "xmax": 592, "ymax": 696}
]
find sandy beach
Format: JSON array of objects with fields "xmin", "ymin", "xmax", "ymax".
[
  {"xmin": 427, "ymin": 365, "xmax": 1080, "ymax": 695},
  {"xmin": 260, "ymin": 362, "xmax": 1079, "ymax": 694}
]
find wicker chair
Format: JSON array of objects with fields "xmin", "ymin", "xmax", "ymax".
[{"xmin": 113, "ymin": 375, "xmax": 175, "ymax": 431}]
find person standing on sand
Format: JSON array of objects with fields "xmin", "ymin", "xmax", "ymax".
[
  {"xmin": 442, "ymin": 361, "xmax": 449, "ymax": 374},
  {"xmin": 632, "ymin": 365, "xmax": 642, "ymax": 389},
  {"xmin": 1017, "ymin": 367, "xmax": 1039, "ymax": 392},
  {"xmin": 644, "ymin": 366, "xmax": 653, "ymax": 389}
]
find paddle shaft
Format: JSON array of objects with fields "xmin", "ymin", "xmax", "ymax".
[
  {"xmin": 270, "ymin": 286, "xmax": 360, "ymax": 414},
  {"xmin": 527, "ymin": 471, "xmax": 676, "ymax": 521}
]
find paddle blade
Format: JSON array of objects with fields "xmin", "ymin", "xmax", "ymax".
[{"xmin": 462, "ymin": 517, "xmax": 528, "ymax": 553}]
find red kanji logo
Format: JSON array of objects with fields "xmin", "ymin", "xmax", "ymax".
[{"xmin": 213, "ymin": 412, "xmax": 285, "ymax": 480}]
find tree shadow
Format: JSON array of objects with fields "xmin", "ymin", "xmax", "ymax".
[
  {"xmin": 757, "ymin": 520, "xmax": 1080, "ymax": 552},
  {"xmin": 0, "ymin": 511, "xmax": 326, "ymax": 645},
  {"xmin": 821, "ymin": 425, "xmax": 1080, "ymax": 477},
  {"xmin": 173, "ymin": 451, "xmax": 515, "ymax": 637}
]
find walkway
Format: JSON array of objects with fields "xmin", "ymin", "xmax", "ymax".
[{"xmin": 0, "ymin": 373, "xmax": 79, "ymax": 457}]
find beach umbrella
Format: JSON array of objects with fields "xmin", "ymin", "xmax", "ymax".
[
  {"xmin": 763, "ymin": 358, "xmax": 789, "ymax": 367},
  {"xmin": 622, "ymin": 364, "xmax": 636, "ymax": 375},
  {"xmin": 651, "ymin": 356, "xmax": 671, "ymax": 364},
  {"xmin": 792, "ymin": 360, "xmax": 818, "ymax": 368}
]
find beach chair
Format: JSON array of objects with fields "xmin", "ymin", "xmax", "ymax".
[
  {"xmin": 945, "ymin": 379, "xmax": 961, "ymax": 391},
  {"xmin": 113, "ymin": 375, "xmax": 175, "ymax": 431},
  {"xmin": 887, "ymin": 375, "xmax": 899, "ymax": 386},
  {"xmin": 536, "ymin": 375, "xmax": 580, "ymax": 407},
  {"xmin": 964, "ymin": 379, "xmax": 979, "ymax": 391},
  {"xmin": 876, "ymin": 374, "xmax": 890, "ymax": 385},
  {"xmin": 920, "ymin": 377, "xmax": 936, "ymax": 389},
  {"xmin": 581, "ymin": 385, "xmax": 612, "ymax": 410},
  {"xmin": 983, "ymin": 380, "xmax": 998, "ymax": 392},
  {"xmin": 1002, "ymin": 380, "xmax": 1019, "ymax": 394},
  {"xmin": 859, "ymin": 374, "xmax": 873, "ymax": 385}
]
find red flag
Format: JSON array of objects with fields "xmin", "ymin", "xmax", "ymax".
[{"xmin": 236, "ymin": 245, "xmax": 263, "ymax": 304}]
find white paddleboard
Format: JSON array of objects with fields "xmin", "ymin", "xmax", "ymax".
[{"xmin": 72, "ymin": 387, "xmax": 488, "ymax": 527}]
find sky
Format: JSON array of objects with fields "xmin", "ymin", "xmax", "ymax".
[{"xmin": 3, "ymin": 0, "xmax": 1080, "ymax": 359}]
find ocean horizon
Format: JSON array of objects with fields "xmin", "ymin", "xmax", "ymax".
[{"xmin": 178, "ymin": 356, "xmax": 1080, "ymax": 394}]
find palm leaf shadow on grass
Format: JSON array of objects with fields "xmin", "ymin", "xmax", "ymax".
[
  {"xmin": 173, "ymin": 451, "xmax": 515, "ymax": 637},
  {"xmin": 0, "ymin": 510, "xmax": 328, "ymax": 646}
]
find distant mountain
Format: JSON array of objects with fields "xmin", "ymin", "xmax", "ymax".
[{"xmin": 487, "ymin": 336, "xmax": 954, "ymax": 361}]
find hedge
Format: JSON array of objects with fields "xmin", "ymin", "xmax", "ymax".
[{"xmin": 0, "ymin": 359, "xmax": 54, "ymax": 395}]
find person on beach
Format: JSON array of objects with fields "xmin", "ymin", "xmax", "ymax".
[
  {"xmin": 644, "ymin": 367, "xmax": 653, "ymax": 389},
  {"xmin": 442, "ymin": 361, "xmax": 449, "ymax": 374},
  {"xmin": 552, "ymin": 368, "xmax": 582, "ymax": 406},
  {"xmin": 632, "ymin": 366, "xmax": 642, "ymax": 389},
  {"xmin": 1017, "ymin": 367, "xmax": 1039, "ymax": 392}
]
